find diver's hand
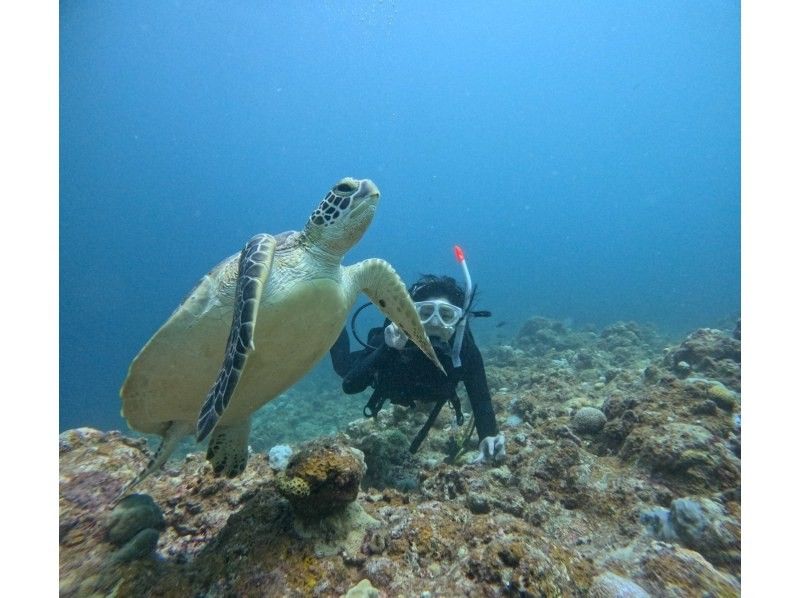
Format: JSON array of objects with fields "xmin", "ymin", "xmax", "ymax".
[
  {"xmin": 472, "ymin": 432, "xmax": 506, "ymax": 465},
  {"xmin": 384, "ymin": 323, "xmax": 408, "ymax": 350}
]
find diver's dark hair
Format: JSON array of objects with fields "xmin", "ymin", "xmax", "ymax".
[{"xmin": 408, "ymin": 274, "xmax": 465, "ymax": 306}]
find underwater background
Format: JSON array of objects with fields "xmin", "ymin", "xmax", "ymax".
[{"xmin": 60, "ymin": 1, "xmax": 740, "ymax": 434}]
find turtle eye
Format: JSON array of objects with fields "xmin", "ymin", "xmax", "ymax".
[{"xmin": 335, "ymin": 181, "xmax": 357, "ymax": 194}]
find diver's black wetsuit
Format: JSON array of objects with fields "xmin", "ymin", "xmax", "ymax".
[{"xmin": 330, "ymin": 324, "xmax": 498, "ymax": 452}]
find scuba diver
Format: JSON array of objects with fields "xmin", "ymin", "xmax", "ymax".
[{"xmin": 329, "ymin": 247, "xmax": 505, "ymax": 464}]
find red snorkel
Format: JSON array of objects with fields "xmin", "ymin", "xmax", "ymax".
[{"xmin": 451, "ymin": 245, "xmax": 474, "ymax": 367}]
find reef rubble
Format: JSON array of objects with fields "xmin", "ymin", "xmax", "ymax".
[{"xmin": 59, "ymin": 318, "xmax": 741, "ymax": 597}]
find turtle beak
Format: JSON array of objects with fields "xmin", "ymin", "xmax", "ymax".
[{"xmin": 354, "ymin": 179, "xmax": 380, "ymax": 204}]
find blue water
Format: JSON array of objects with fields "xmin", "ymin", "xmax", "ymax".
[{"xmin": 60, "ymin": 1, "xmax": 740, "ymax": 432}]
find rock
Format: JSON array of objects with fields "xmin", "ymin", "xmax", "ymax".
[
  {"xmin": 515, "ymin": 316, "xmax": 579, "ymax": 353},
  {"xmin": 669, "ymin": 497, "xmax": 740, "ymax": 567},
  {"xmin": 706, "ymin": 383, "xmax": 738, "ymax": 412},
  {"xmin": 572, "ymin": 407, "xmax": 607, "ymax": 434},
  {"xmin": 675, "ymin": 361, "xmax": 692, "ymax": 377},
  {"xmin": 467, "ymin": 539, "xmax": 574, "ymax": 594},
  {"xmin": 642, "ymin": 364, "xmax": 662, "ymax": 384},
  {"xmin": 672, "ymin": 328, "xmax": 740, "ymax": 365},
  {"xmin": 275, "ymin": 439, "xmax": 366, "ymax": 518},
  {"xmin": 532, "ymin": 440, "xmax": 581, "ymax": 480},
  {"xmin": 589, "ymin": 571, "xmax": 650, "ymax": 597},
  {"xmin": 352, "ymin": 428, "xmax": 413, "ymax": 490},
  {"xmin": 342, "ymin": 578, "xmax": 380, "ymax": 598},
  {"xmin": 600, "ymin": 321, "xmax": 654, "ymax": 346},
  {"xmin": 293, "ymin": 501, "xmax": 379, "ymax": 558},
  {"xmin": 670, "ymin": 497, "xmax": 716, "ymax": 544},
  {"xmin": 575, "ymin": 351, "xmax": 595, "ymax": 369},
  {"xmin": 639, "ymin": 507, "xmax": 679, "ymax": 542},
  {"xmin": 107, "ymin": 493, "xmax": 165, "ymax": 546},
  {"xmin": 691, "ymin": 399, "xmax": 718, "ymax": 415},
  {"xmin": 364, "ymin": 556, "xmax": 395, "ymax": 588},
  {"xmin": 109, "ymin": 528, "xmax": 161, "ymax": 565},
  {"xmin": 668, "ymin": 328, "xmax": 741, "ymax": 391},
  {"xmin": 684, "ymin": 378, "xmax": 739, "ymax": 411},
  {"xmin": 620, "ymin": 423, "xmax": 739, "ymax": 494},
  {"xmin": 635, "ymin": 541, "xmax": 740, "ymax": 595},
  {"xmin": 485, "ymin": 344, "xmax": 526, "ymax": 367},
  {"xmin": 601, "ymin": 395, "xmax": 639, "ymax": 420},
  {"xmin": 466, "ymin": 492, "xmax": 491, "ymax": 514},
  {"xmin": 640, "ymin": 497, "xmax": 740, "ymax": 568},
  {"xmin": 611, "ymin": 411, "xmax": 639, "ymax": 445},
  {"xmin": 268, "ymin": 444, "xmax": 292, "ymax": 471}
]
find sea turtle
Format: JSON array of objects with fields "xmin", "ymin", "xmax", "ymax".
[{"xmin": 120, "ymin": 177, "xmax": 444, "ymax": 489}]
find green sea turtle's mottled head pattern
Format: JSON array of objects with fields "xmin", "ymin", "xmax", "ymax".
[{"xmin": 304, "ymin": 178, "xmax": 380, "ymax": 255}]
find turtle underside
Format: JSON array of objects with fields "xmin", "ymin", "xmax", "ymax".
[{"xmin": 120, "ymin": 250, "xmax": 349, "ymax": 436}]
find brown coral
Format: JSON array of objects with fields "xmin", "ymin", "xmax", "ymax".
[{"xmin": 276, "ymin": 439, "xmax": 366, "ymax": 518}]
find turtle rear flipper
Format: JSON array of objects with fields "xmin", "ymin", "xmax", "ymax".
[
  {"xmin": 117, "ymin": 420, "xmax": 193, "ymax": 500},
  {"xmin": 197, "ymin": 234, "xmax": 276, "ymax": 442},
  {"xmin": 206, "ymin": 419, "xmax": 251, "ymax": 477}
]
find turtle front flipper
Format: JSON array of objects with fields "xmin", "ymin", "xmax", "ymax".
[
  {"xmin": 346, "ymin": 258, "xmax": 445, "ymax": 374},
  {"xmin": 197, "ymin": 233, "xmax": 276, "ymax": 442}
]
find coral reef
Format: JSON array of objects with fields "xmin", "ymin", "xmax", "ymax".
[{"xmin": 60, "ymin": 317, "xmax": 740, "ymax": 596}]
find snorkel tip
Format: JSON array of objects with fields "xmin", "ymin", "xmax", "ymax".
[{"xmin": 451, "ymin": 244, "xmax": 473, "ymax": 368}]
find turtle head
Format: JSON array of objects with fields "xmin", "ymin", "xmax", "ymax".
[{"xmin": 304, "ymin": 178, "xmax": 381, "ymax": 255}]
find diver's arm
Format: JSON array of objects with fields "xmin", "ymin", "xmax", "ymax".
[
  {"xmin": 461, "ymin": 330, "xmax": 498, "ymax": 439},
  {"xmin": 329, "ymin": 327, "xmax": 354, "ymax": 377},
  {"xmin": 342, "ymin": 334, "xmax": 393, "ymax": 394}
]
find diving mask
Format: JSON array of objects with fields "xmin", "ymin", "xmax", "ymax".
[
  {"xmin": 414, "ymin": 300, "xmax": 463, "ymax": 327},
  {"xmin": 414, "ymin": 299, "xmax": 462, "ymax": 342}
]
